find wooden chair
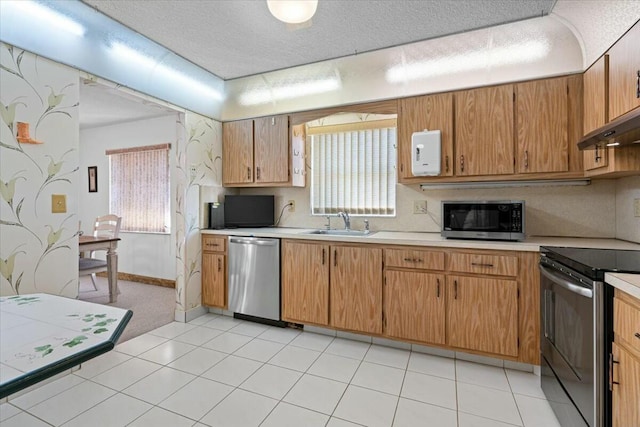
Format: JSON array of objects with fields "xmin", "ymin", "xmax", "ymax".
[{"xmin": 79, "ymin": 215, "xmax": 121, "ymax": 290}]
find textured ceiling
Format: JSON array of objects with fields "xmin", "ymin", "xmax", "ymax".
[{"xmin": 81, "ymin": 0, "xmax": 555, "ymax": 80}]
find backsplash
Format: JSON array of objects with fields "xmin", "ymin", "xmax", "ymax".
[
  {"xmin": 236, "ymin": 179, "xmax": 620, "ymax": 239},
  {"xmin": 616, "ymin": 176, "xmax": 640, "ymax": 243}
]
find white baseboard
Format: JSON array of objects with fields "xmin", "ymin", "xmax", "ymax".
[{"xmin": 174, "ymin": 305, "xmax": 207, "ymax": 323}]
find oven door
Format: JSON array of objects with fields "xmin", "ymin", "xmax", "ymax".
[{"xmin": 540, "ymin": 264, "xmax": 594, "ymax": 427}]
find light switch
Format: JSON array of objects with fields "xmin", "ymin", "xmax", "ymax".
[{"xmin": 52, "ymin": 194, "xmax": 67, "ymax": 213}]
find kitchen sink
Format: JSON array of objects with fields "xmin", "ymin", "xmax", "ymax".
[{"xmin": 305, "ymin": 229, "xmax": 376, "ymax": 236}]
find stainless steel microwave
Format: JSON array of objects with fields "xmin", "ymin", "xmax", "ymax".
[{"xmin": 441, "ymin": 201, "xmax": 525, "ymax": 241}]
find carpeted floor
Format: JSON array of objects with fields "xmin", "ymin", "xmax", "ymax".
[{"xmin": 78, "ymin": 276, "xmax": 175, "ymax": 343}]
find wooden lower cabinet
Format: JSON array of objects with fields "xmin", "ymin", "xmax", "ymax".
[
  {"xmin": 330, "ymin": 246, "xmax": 383, "ymax": 334},
  {"xmin": 281, "ymin": 240, "xmax": 330, "ymax": 325},
  {"xmin": 384, "ymin": 270, "xmax": 445, "ymax": 344},
  {"xmin": 612, "ymin": 342, "xmax": 640, "ymax": 427},
  {"xmin": 202, "ymin": 253, "xmax": 225, "ymax": 308},
  {"xmin": 446, "ymin": 275, "xmax": 519, "ymax": 357}
]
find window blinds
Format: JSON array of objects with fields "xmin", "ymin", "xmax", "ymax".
[
  {"xmin": 311, "ymin": 126, "xmax": 396, "ymax": 216},
  {"xmin": 107, "ymin": 144, "xmax": 170, "ymax": 233}
]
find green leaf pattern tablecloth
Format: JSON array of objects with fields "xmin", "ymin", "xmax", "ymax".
[{"xmin": 0, "ymin": 294, "xmax": 131, "ymax": 393}]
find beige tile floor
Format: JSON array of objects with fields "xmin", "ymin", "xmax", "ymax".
[{"xmin": 1, "ymin": 313, "xmax": 562, "ymax": 426}]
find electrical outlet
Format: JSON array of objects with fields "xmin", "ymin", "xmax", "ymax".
[
  {"xmin": 413, "ymin": 200, "xmax": 427, "ymax": 214},
  {"xmin": 189, "ymin": 164, "xmax": 197, "ymax": 178},
  {"xmin": 287, "ymin": 199, "xmax": 295, "ymax": 212},
  {"xmin": 52, "ymin": 194, "xmax": 67, "ymax": 213},
  {"xmin": 634, "ymin": 198, "xmax": 640, "ymax": 217}
]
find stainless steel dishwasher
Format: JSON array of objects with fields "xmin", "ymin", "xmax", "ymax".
[{"xmin": 227, "ymin": 236, "xmax": 282, "ymax": 325}]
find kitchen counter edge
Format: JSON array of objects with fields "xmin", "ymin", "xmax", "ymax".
[
  {"xmin": 201, "ymin": 228, "xmax": 640, "ymax": 253},
  {"xmin": 605, "ymin": 273, "xmax": 640, "ymax": 300}
]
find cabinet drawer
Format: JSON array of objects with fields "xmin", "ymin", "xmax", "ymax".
[
  {"xmin": 614, "ymin": 295, "xmax": 640, "ymax": 355},
  {"xmin": 385, "ymin": 249, "xmax": 445, "ymax": 271},
  {"xmin": 202, "ymin": 235, "xmax": 226, "ymax": 252},
  {"xmin": 448, "ymin": 252, "xmax": 518, "ymax": 277}
]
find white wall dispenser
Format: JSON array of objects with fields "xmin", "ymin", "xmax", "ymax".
[{"xmin": 411, "ymin": 130, "xmax": 441, "ymax": 176}]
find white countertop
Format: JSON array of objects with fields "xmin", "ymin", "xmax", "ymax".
[
  {"xmin": 202, "ymin": 227, "xmax": 640, "ymax": 252},
  {"xmin": 606, "ymin": 273, "xmax": 640, "ymax": 300}
]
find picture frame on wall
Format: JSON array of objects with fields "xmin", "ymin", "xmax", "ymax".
[{"xmin": 88, "ymin": 166, "xmax": 98, "ymax": 193}]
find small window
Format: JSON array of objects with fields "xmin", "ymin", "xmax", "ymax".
[
  {"xmin": 310, "ymin": 119, "xmax": 396, "ymax": 216},
  {"xmin": 107, "ymin": 144, "xmax": 170, "ymax": 233}
]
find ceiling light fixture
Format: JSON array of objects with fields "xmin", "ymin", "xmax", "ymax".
[
  {"xmin": 110, "ymin": 42, "xmax": 224, "ymax": 100},
  {"xmin": 239, "ymin": 76, "xmax": 341, "ymax": 105},
  {"xmin": 5, "ymin": 0, "xmax": 85, "ymax": 36},
  {"xmin": 386, "ymin": 40, "xmax": 550, "ymax": 84},
  {"xmin": 267, "ymin": 0, "xmax": 318, "ymax": 24}
]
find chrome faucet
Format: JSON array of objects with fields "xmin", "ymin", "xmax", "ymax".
[{"xmin": 337, "ymin": 211, "xmax": 351, "ymax": 230}]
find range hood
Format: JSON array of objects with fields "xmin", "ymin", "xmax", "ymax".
[{"xmin": 578, "ymin": 107, "xmax": 640, "ymax": 150}]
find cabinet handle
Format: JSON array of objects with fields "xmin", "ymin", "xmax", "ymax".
[
  {"xmin": 217, "ymin": 258, "xmax": 221, "ymax": 272},
  {"xmin": 403, "ymin": 257, "xmax": 423, "ymax": 263},
  {"xmin": 635, "ymin": 332, "xmax": 640, "ymax": 339},
  {"xmin": 206, "ymin": 243, "xmax": 220, "ymax": 247},
  {"xmin": 256, "ymin": 166, "xmax": 261, "ymax": 180},
  {"xmin": 609, "ymin": 353, "xmax": 620, "ymax": 391},
  {"xmin": 436, "ymin": 278, "xmax": 440, "ymax": 298},
  {"xmin": 471, "ymin": 262, "xmax": 494, "ymax": 268},
  {"xmin": 334, "ymin": 249, "xmax": 337, "ymax": 267},
  {"xmin": 594, "ymin": 145, "xmax": 601, "ymax": 163},
  {"xmin": 460, "ymin": 155, "xmax": 464, "ymax": 173},
  {"xmin": 454, "ymin": 280, "xmax": 458, "ymax": 299},
  {"xmin": 524, "ymin": 150, "xmax": 529, "ymax": 169},
  {"xmin": 247, "ymin": 166, "xmax": 251, "ymax": 180},
  {"xmin": 445, "ymin": 155, "xmax": 449, "ymax": 173},
  {"xmin": 636, "ymin": 70, "xmax": 640, "ymax": 99},
  {"xmin": 322, "ymin": 248, "xmax": 325, "ymax": 265}
]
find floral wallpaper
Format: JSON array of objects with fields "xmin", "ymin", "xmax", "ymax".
[
  {"xmin": 175, "ymin": 112, "xmax": 222, "ymax": 314},
  {"xmin": 0, "ymin": 43, "xmax": 80, "ymax": 298}
]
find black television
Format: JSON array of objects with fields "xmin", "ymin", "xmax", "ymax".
[{"xmin": 224, "ymin": 195, "xmax": 275, "ymax": 228}]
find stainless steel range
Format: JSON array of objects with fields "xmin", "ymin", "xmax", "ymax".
[{"xmin": 539, "ymin": 247, "xmax": 640, "ymax": 427}]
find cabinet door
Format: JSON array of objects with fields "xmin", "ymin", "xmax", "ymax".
[
  {"xmin": 608, "ymin": 22, "xmax": 640, "ymax": 120},
  {"xmin": 515, "ymin": 77, "xmax": 568, "ymax": 173},
  {"xmin": 331, "ymin": 246, "xmax": 383, "ymax": 334},
  {"xmin": 612, "ymin": 342, "xmax": 640, "ymax": 427},
  {"xmin": 281, "ymin": 240, "xmax": 329, "ymax": 325},
  {"xmin": 397, "ymin": 93, "xmax": 454, "ymax": 180},
  {"xmin": 202, "ymin": 253, "xmax": 225, "ymax": 308},
  {"xmin": 384, "ymin": 270, "xmax": 445, "ymax": 345},
  {"xmin": 583, "ymin": 55, "xmax": 608, "ymax": 135},
  {"xmin": 583, "ymin": 144, "xmax": 610, "ymax": 171},
  {"xmin": 455, "ymin": 85, "xmax": 514, "ymax": 176},
  {"xmin": 254, "ymin": 115, "xmax": 289, "ymax": 184},
  {"xmin": 223, "ymin": 120, "xmax": 254, "ymax": 185},
  {"xmin": 446, "ymin": 275, "xmax": 518, "ymax": 357}
]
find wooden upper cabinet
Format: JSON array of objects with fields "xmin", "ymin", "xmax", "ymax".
[
  {"xmin": 254, "ymin": 115, "xmax": 289, "ymax": 184},
  {"xmin": 330, "ymin": 246, "xmax": 383, "ymax": 334},
  {"xmin": 397, "ymin": 93, "xmax": 454, "ymax": 181},
  {"xmin": 515, "ymin": 77, "xmax": 568, "ymax": 174},
  {"xmin": 584, "ymin": 55, "xmax": 609, "ymax": 135},
  {"xmin": 446, "ymin": 275, "xmax": 518, "ymax": 357},
  {"xmin": 384, "ymin": 270, "xmax": 445, "ymax": 345},
  {"xmin": 222, "ymin": 120, "xmax": 254, "ymax": 185},
  {"xmin": 455, "ymin": 85, "xmax": 514, "ymax": 176},
  {"xmin": 608, "ymin": 21, "xmax": 640, "ymax": 121},
  {"xmin": 281, "ymin": 240, "xmax": 329, "ymax": 326}
]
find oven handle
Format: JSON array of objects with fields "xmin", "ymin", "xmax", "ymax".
[{"xmin": 539, "ymin": 265, "xmax": 593, "ymax": 298}]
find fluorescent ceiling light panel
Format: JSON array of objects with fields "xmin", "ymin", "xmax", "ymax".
[
  {"xmin": 239, "ymin": 77, "xmax": 341, "ymax": 105},
  {"xmin": 110, "ymin": 42, "xmax": 223, "ymax": 100},
  {"xmin": 5, "ymin": 0, "xmax": 85, "ymax": 36},
  {"xmin": 386, "ymin": 40, "xmax": 550, "ymax": 83}
]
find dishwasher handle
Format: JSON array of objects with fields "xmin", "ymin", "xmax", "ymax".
[{"xmin": 229, "ymin": 236, "xmax": 279, "ymax": 246}]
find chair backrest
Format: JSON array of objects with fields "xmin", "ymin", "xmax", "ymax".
[{"xmin": 93, "ymin": 214, "xmax": 122, "ymax": 239}]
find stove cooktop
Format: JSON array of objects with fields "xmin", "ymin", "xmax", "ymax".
[{"xmin": 540, "ymin": 246, "xmax": 640, "ymax": 281}]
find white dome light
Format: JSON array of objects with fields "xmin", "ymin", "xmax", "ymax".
[{"xmin": 267, "ymin": 0, "xmax": 318, "ymax": 24}]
